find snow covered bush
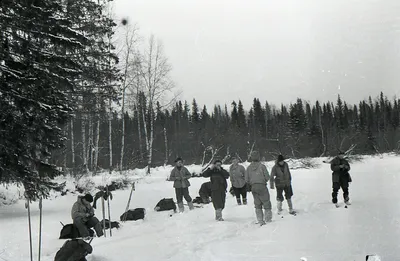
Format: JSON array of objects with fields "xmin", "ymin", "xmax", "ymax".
[
  {"xmin": 0, "ymin": 185, "xmax": 24, "ymax": 205},
  {"xmin": 75, "ymin": 176, "xmax": 96, "ymax": 194},
  {"xmin": 289, "ymin": 158, "xmax": 320, "ymax": 170}
]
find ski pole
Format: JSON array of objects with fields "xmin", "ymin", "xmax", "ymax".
[
  {"xmin": 106, "ymin": 186, "xmax": 112, "ymax": 237},
  {"xmin": 26, "ymin": 198, "xmax": 33, "ymax": 261},
  {"xmin": 122, "ymin": 182, "xmax": 135, "ymax": 222},
  {"xmin": 38, "ymin": 198, "xmax": 42, "ymax": 261},
  {"xmin": 101, "ymin": 197, "xmax": 106, "ymax": 237}
]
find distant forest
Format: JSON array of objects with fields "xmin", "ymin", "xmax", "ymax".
[
  {"xmin": 3, "ymin": 0, "xmax": 400, "ymax": 199},
  {"xmin": 51, "ymin": 91, "xmax": 400, "ymax": 173}
]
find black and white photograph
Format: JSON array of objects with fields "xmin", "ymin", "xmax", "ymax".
[{"xmin": 1, "ymin": 0, "xmax": 399, "ymax": 260}]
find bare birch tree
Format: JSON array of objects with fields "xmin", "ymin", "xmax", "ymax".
[
  {"xmin": 118, "ymin": 24, "xmax": 139, "ymax": 171},
  {"xmin": 138, "ymin": 35, "xmax": 176, "ymax": 174}
]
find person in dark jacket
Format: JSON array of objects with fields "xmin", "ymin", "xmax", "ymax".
[
  {"xmin": 203, "ymin": 159, "xmax": 230, "ymax": 221},
  {"xmin": 169, "ymin": 157, "xmax": 194, "ymax": 212},
  {"xmin": 229, "ymin": 158, "xmax": 247, "ymax": 205},
  {"xmin": 270, "ymin": 155, "xmax": 295, "ymax": 214},
  {"xmin": 330, "ymin": 151, "xmax": 352, "ymax": 205},
  {"xmin": 199, "ymin": 181, "xmax": 212, "ymax": 204}
]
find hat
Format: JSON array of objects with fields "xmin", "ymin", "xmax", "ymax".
[
  {"xmin": 277, "ymin": 155, "xmax": 285, "ymax": 162},
  {"xmin": 175, "ymin": 157, "xmax": 183, "ymax": 163},
  {"xmin": 250, "ymin": 151, "xmax": 260, "ymax": 162},
  {"xmin": 84, "ymin": 194, "xmax": 93, "ymax": 203},
  {"xmin": 214, "ymin": 159, "xmax": 222, "ymax": 164}
]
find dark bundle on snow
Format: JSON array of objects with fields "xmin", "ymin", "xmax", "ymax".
[
  {"xmin": 120, "ymin": 208, "xmax": 145, "ymax": 221},
  {"xmin": 59, "ymin": 223, "xmax": 95, "ymax": 239},
  {"xmin": 154, "ymin": 198, "xmax": 177, "ymax": 212},
  {"xmin": 100, "ymin": 219, "xmax": 120, "ymax": 229},
  {"xmin": 54, "ymin": 239, "xmax": 92, "ymax": 261}
]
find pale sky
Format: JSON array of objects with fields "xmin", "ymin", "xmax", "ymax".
[{"xmin": 114, "ymin": 0, "xmax": 400, "ymax": 110}]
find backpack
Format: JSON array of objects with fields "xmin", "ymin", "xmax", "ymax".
[
  {"xmin": 154, "ymin": 198, "xmax": 176, "ymax": 212},
  {"xmin": 59, "ymin": 224, "xmax": 94, "ymax": 239},
  {"xmin": 120, "ymin": 208, "xmax": 145, "ymax": 221},
  {"xmin": 100, "ymin": 219, "xmax": 120, "ymax": 229},
  {"xmin": 54, "ymin": 239, "xmax": 92, "ymax": 261}
]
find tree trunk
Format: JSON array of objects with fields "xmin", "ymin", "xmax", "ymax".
[
  {"xmin": 87, "ymin": 116, "xmax": 93, "ymax": 171},
  {"xmin": 93, "ymin": 114, "xmax": 100, "ymax": 175},
  {"xmin": 70, "ymin": 119, "xmax": 75, "ymax": 175},
  {"xmin": 148, "ymin": 110, "xmax": 154, "ymax": 174},
  {"xmin": 136, "ymin": 104, "xmax": 144, "ymax": 163},
  {"xmin": 163, "ymin": 127, "xmax": 168, "ymax": 166},
  {"xmin": 319, "ymin": 109, "xmax": 327, "ymax": 157},
  {"xmin": 142, "ymin": 106, "xmax": 152, "ymax": 174},
  {"xmin": 142, "ymin": 106, "xmax": 149, "ymax": 154},
  {"xmin": 108, "ymin": 98, "xmax": 113, "ymax": 174},
  {"xmin": 120, "ymin": 88, "xmax": 126, "ymax": 171},
  {"xmin": 63, "ymin": 125, "xmax": 67, "ymax": 171},
  {"xmin": 81, "ymin": 115, "xmax": 88, "ymax": 173}
]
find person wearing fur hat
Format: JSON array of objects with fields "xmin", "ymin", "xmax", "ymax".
[
  {"xmin": 229, "ymin": 157, "xmax": 247, "ymax": 205},
  {"xmin": 203, "ymin": 159, "xmax": 230, "ymax": 221},
  {"xmin": 330, "ymin": 151, "xmax": 352, "ymax": 206},
  {"xmin": 169, "ymin": 157, "xmax": 194, "ymax": 212},
  {"xmin": 245, "ymin": 151, "xmax": 272, "ymax": 226},
  {"xmin": 270, "ymin": 155, "xmax": 295, "ymax": 215},
  {"xmin": 71, "ymin": 193, "xmax": 103, "ymax": 238}
]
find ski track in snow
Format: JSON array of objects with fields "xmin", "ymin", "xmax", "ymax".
[{"xmin": 0, "ymin": 155, "xmax": 399, "ymax": 260}]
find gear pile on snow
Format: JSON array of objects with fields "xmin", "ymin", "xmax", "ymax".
[
  {"xmin": 54, "ymin": 239, "xmax": 92, "ymax": 261},
  {"xmin": 120, "ymin": 208, "xmax": 145, "ymax": 221},
  {"xmin": 154, "ymin": 198, "xmax": 177, "ymax": 212}
]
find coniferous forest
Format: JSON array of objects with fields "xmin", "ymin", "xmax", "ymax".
[
  {"xmin": 53, "ymin": 92, "xmax": 400, "ymax": 174},
  {"xmin": 1, "ymin": 1, "xmax": 400, "ymax": 198}
]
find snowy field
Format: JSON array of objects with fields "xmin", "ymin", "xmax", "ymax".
[{"xmin": 0, "ymin": 155, "xmax": 398, "ymax": 261}]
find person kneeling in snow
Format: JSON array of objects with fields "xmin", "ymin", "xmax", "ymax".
[
  {"xmin": 169, "ymin": 157, "xmax": 194, "ymax": 212},
  {"xmin": 71, "ymin": 194, "xmax": 103, "ymax": 239},
  {"xmin": 199, "ymin": 181, "xmax": 212, "ymax": 204},
  {"xmin": 270, "ymin": 155, "xmax": 295, "ymax": 215},
  {"xmin": 203, "ymin": 160, "xmax": 230, "ymax": 221}
]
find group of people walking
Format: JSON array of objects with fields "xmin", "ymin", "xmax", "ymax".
[{"xmin": 169, "ymin": 150, "xmax": 352, "ymax": 225}]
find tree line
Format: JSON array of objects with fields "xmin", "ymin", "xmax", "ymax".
[
  {"xmin": 1, "ymin": 1, "xmax": 399, "ymax": 199},
  {"xmin": 52, "ymin": 92, "xmax": 400, "ymax": 174}
]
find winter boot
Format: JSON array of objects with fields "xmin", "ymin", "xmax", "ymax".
[
  {"xmin": 287, "ymin": 199, "xmax": 296, "ymax": 214},
  {"xmin": 178, "ymin": 202, "xmax": 185, "ymax": 213},
  {"xmin": 188, "ymin": 201, "xmax": 195, "ymax": 210},
  {"xmin": 264, "ymin": 209, "xmax": 272, "ymax": 222},
  {"xmin": 255, "ymin": 208, "xmax": 265, "ymax": 225},
  {"xmin": 344, "ymin": 197, "xmax": 351, "ymax": 205},
  {"xmin": 332, "ymin": 191, "xmax": 338, "ymax": 204},
  {"xmin": 215, "ymin": 209, "xmax": 224, "ymax": 221},
  {"xmin": 243, "ymin": 198, "xmax": 247, "ymax": 205},
  {"xmin": 277, "ymin": 201, "xmax": 283, "ymax": 214},
  {"xmin": 236, "ymin": 198, "xmax": 242, "ymax": 205}
]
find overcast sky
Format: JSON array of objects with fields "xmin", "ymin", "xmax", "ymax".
[{"xmin": 113, "ymin": 0, "xmax": 400, "ymax": 110}]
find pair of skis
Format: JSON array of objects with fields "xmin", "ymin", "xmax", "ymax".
[
  {"xmin": 121, "ymin": 182, "xmax": 136, "ymax": 222},
  {"xmin": 26, "ymin": 197, "xmax": 43, "ymax": 261},
  {"xmin": 101, "ymin": 185, "xmax": 113, "ymax": 237}
]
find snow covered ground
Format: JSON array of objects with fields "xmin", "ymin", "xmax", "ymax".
[{"xmin": 0, "ymin": 155, "xmax": 397, "ymax": 261}]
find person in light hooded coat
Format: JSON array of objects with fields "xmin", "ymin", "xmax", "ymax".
[
  {"xmin": 71, "ymin": 194, "xmax": 103, "ymax": 238},
  {"xmin": 245, "ymin": 151, "xmax": 272, "ymax": 226},
  {"xmin": 169, "ymin": 157, "xmax": 194, "ymax": 212},
  {"xmin": 229, "ymin": 158, "xmax": 247, "ymax": 205}
]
